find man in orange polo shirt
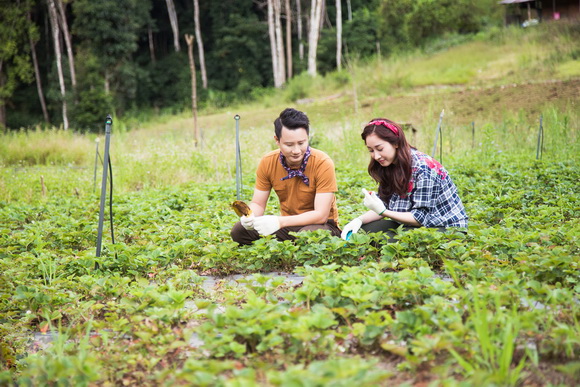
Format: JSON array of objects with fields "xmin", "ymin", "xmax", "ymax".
[{"xmin": 231, "ymin": 108, "xmax": 340, "ymax": 245}]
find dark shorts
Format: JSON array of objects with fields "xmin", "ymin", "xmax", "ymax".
[
  {"xmin": 231, "ymin": 219, "xmax": 341, "ymax": 245},
  {"xmin": 361, "ymin": 219, "xmax": 447, "ymax": 243}
]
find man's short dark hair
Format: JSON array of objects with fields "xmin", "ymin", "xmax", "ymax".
[{"xmin": 274, "ymin": 108, "xmax": 310, "ymax": 138}]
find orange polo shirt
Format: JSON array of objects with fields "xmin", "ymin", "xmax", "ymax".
[{"xmin": 255, "ymin": 148, "xmax": 338, "ymax": 224}]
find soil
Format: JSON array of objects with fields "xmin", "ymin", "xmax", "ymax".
[
  {"xmin": 310, "ymin": 78, "xmax": 580, "ymax": 128},
  {"xmin": 196, "ymin": 79, "xmax": 578, "ymax": 140}
]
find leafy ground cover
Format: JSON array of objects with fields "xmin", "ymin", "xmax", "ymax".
[
  {"xmin": 1, "ymin": 152, "xmax": 578, "ymax": 385},
  {"xmin": 1, "ymin": 21, "xmax": 579, "ymax": 386}
]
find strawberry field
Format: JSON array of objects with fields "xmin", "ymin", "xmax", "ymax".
[{"xmin": 1, "ymin": 145, "xmax": 579, "ymax": 385}]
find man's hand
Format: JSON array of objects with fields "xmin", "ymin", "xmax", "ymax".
[
  {"xmin": 254, "ymin": 215, "xmax": 281, "ymax": 235},
  {"xmin": 341, "ymin": 217, "xmax": 362, "ymax": 240},
  {"xmin": 240, "ymin": 214, "xmax": 255, "ymax": 231},
  {"xmin": 362, "ymin": 188, "xmax": 387, "ymax": 215}
]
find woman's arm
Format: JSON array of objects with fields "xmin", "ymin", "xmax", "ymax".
[
  {"xmin": 358, "ymin": 210, "xmax": 382, "ymax": 224},
  {"xmin": 362, "ymin": 189, "xmax": 422, "ymax": 226},
  {"xmin": 381, "ymin": 209, "xmax": 421, "ymax": 226},
  {"xmin": 360, "ymin": 207, "xmax": 421, "ymax": 226}
]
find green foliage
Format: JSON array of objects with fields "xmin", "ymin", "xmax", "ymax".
[
  {"xmin": 0, "ymin": 127, "xmax": 91, "ymax": 166},
  {"xmin": 0, "ymin": 0, "xmax": 35, "ymax": 117},
  {"xmin": 1, "ymin": 14, "xmax": 579, "ymax": 383},
  {"xmin": 72, "ymin": 0, "xmax": 147, "ymax": 70},
  {"xmin": 378, "ymin": 0, "xmax": 503, "ymax": 52},
  {"xmin": 206, "ymin": 7, "xmax": 272, "ymax": 92},
  {"xmin": 1, "ymin": 142, "xmax": 578, "ymax": 384},
  {"xmin": 448, "ymin": 287, "xmax": 527, "ymax": 386},
  {"xmin": 70, "ymin": 51, "xmax": 114, "ymax": 132},
  {"xmin": 71, "ymin": 0, "xmax": 149, "ymax": 120}
]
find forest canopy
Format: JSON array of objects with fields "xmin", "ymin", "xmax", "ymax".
[{"xmin": 0, "ymin": 0, "xmax": 503, "ymax": 132}]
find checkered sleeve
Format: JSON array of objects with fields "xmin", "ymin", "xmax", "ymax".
[
  {"xmin": 407, "ymin": 166, "xmax": 435, "ymax": 225},
  {"xmin": 387, "ymin": 150, "xmax": 468, "ymax": 228}
]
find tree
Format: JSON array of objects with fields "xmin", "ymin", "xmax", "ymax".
[
  {"xmin": 273, "ymin": 0, "xmax": 286, "ymax": 84},
  {"xmin": 346, "ymin": 0, "xmax": 351, "ymax": 21},
  {"xmin": 148, "ymin": 24, "xmax": 156, "ymax": 63},
  {"xmin": 0, "ymin": 0, "xmax": 35, "ymax": 131},
  {"xmin": 47, "ymin": 0, "xmax": 69, "ymax": 129},
  {"xmin": 27, "ymin": 11, "xmax": 49, "ymax": 123},
  {"xmin": 377, "ymin": 0, "xmax": 502, "ymax": 52},
  {"xmin": 285, "ymin": 0, "xmax": 292, "ymax": 79},
  {"xmin": 72, "ymin": 0, "xmax": 148, "ymax": 116},
  {"xmin": 193, "ymin": 0, "xmax": 207, "ymax": 89},
  {"xmin": 166, "ymin": 0, "xmax": 181, "ymax": 52},
  {"xmin": 336, "ymin": 0, "xmax": 342, "ymax": 70},
  {"xmin": 307, "ymin": 0, "xmax": 324, "ymax": 76},
  {"xmin": 267, "ymin": 0, "xmax": 281, "ymax": 87},
  {"xmin": 296, "ymin": 0, "xmax": 304, "ymax": 61},
  {"xmin": 55, "ymin": 0, "xmax": 76, "ymax": 88},
  {"xmin": 184, "ymin": 34, "xmax": 199, "ymax": 147},
  {"xmin": 207, "ymin": 2, "xmax": 271, "ymax": 94}
]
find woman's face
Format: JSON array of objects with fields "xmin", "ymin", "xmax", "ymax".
[{"xmin": 365, "ymin": 133, "xmax": 398, "ymax": 167}]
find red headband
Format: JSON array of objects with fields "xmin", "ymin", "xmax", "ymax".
[{"xmin": 368, "ymin": 120, "xmax": 399, "ymax": 136}]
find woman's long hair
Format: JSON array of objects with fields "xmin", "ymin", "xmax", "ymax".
[{"xmin": 362, "ymin": 118, "xmax": 413, "ymax": 200}]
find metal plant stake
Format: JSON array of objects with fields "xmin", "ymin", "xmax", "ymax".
[
  {"xmin": 234, "ymin": 114, "xmax": 242, "ymax": 200},
  {"xmin": 536, "ymin": 115, "xmax": 544, "ymax": 160},
  {"xmin": 431, "ymin": 109, "xmax": 445, "ymax": 161},
  {"xmin": 96, "ymin": 115, "xmax": 113, "ymax": 258}
]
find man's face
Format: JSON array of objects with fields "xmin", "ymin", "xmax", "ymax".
[{"xmin": 275, "ymin": 126, "xmax": 309, "ymax": 168}]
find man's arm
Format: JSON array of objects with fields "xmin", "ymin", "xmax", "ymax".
[
  {"xmin": 249, "ymin": 189, "xmax": 270, "ymax": 217},
  {"xmin": 278, "ymin": 192, "xmax": 334, "ymax": 228}
]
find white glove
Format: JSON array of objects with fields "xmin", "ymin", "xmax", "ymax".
[
  {"xmin": 362, "ymin": 188, "xmax": 387, "ymax": 215},
  {"xmin": 253, "ymin": 215, "xmax": 281, "ymax": 236},
  {"xmin": 240, "ymin": 214, "xmax": 255, "ymax": 231},
  {"xmin": 341, "ymin": 217, "xmax": 362, "ymax": 240}
]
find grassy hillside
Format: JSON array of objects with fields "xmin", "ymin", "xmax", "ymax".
[{"xmin": 0, "ymin": 21, "xmax": 578, "ymax": 202}]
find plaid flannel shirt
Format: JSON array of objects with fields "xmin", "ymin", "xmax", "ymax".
[{"xmin": 385, "ymin": 149, "xmax": 468, "ymax": 228}]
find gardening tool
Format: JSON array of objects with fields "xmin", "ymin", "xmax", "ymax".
[{"xmin": 231, "ymin": 200, "xmax": 252, "ymax": 217}]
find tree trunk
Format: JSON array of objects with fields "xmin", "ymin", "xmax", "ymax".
[
  {"xmin": 104, "ymin": 71, "xmax": 110, "ymax": 94},
  {"xmin": 55, "ymin": 0, "xmax": 76, "ymax": 88},
  {"xmin": 193, "ymin": 0, "xmax": 208, "ymax": 89},
  {"xmin": 267, "ymin": 0, "xmax": 280, "ymax": 87},
  {"xmin": 273, "ymin": 0, "xmax": 286, "ymax": 84},
  {"xmin": 346, "ymin": 0, "xmax": 352, "ymax": 21},
  {"xmin": 28, "ymin": 12, "xmax": 50, "ymax": 123},
  {"xmin": 185, "ymin": 34, "xmax": 199, "ymax": 147},
  {"xmin": 323, "ymin": 0, "xmax": 332, "ymax": 28},
  {"xmin": 296, "ymin": 0, "xmax": 304, "ymax": 61},
  {"xmin": 336, "ymin": 0, "xmax": 342, "ymax": 71},
  {"xmin": 166, "ymin": 0, "xmax": 181, "ymax": 52},
  {"xmin": 47, "ymin": 0, "xmax": 68, "ymax": 129},
  {"xmin": 285, "ymin": 0, "xmax": 292, "ymax": 79},
  {"xmin": 0, "ymin": 62, "xmax": 5, "ymax": 132},
  {"xmin": 148, "ymin": 25, "xmax": 156, "ymax": 63},
  {"xmin": 307, "ymin": 0, "xmax": 323, "ymax": 77}
]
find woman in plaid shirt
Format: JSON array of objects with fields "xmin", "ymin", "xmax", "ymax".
[{"xmin": 341, "ymin": 118, "xmax": 468, "ymax": 241}]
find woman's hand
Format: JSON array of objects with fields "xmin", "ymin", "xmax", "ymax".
[
  {"xmin": 362, "ymin": 188, "xmax": 387, "ymax": 215},
  {"xmin": 341, "ymin": 217, "xmax": 362, "ymax": 240}
]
